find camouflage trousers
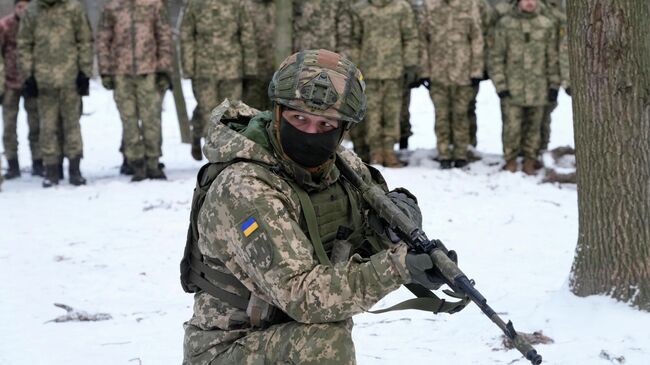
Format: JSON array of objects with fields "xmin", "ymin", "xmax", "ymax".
[
  {"xmin": 192, "ymin": 78, "xmax": 242, "ymax": 140},
  {"xmin": 243, "ymin": 76, "xmax": 273, "ymax": 111},
  {"xmin": 114, "ymin": 74, "xmax": 163, "ymax": 162},
  {"xmin": 38, "ymin": 86, "xmax": 83, "ymax": 165},
  {"xmin": 430, "ymin": 84, "xmax": 474, "ymax": 160},
  {"xmin": 400, "ymin": 82, "xmax": 413, "ymax": 142},
  {"xmin": 467, "ymin": 84, "xmax": 480, "ymax": 147},
  {"xmin": 540, "ymin": 101, "xmax": 557, "ymax": 152},
  {"xmin": 364, "ymin": 79, "xmax": 402, "ymax": 154},
  {"xmin": 502, "ymin": 102, "xmax": 544, "ymax": 161},
  {"xmin": 2, "ymin": 87, "xmax": 40, "ymax": 160},
  {"xmin": 183, "ymin": 320, "xmax": 356, "ymax": 365},
  {"xmin": 349, "ymin": 123, "xmax": 369, "ymax": 162}
]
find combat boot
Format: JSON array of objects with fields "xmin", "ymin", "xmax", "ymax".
[
  {"xmin": 68, "ymin": 157, "xmax": 87, "ymax": 186},
  {"xmin": 32, "ymin": 159, "xmax": 44, "ymax": 177},
  {"xmin": 533, "ymin": 158, "xmax": 544, "ymax": 170},
  {"xmin": 119, "ymin": 155, "xmax": 134, "ymax": 175},
  {"xmin": 522, "ymin": 159, "xmax": 537, "ymax": 176},
  {"xmin": 503, "ymin": 160, "xmax": 517, "ymax": 173},
  {"xmin": 4, "ymin": 158, "xmax": 21, "ymax": 179},
  {"xmin": 146, "ymin": 158, "xmax": 167, "ymax": 180},
  {"xmin": 130, "ymin": 159, "xmax": 147, "ymax": 182},
  {"xmin": 383, "ymin": 149, "xmax": 404, "ymax": 168},
  {"xmin": 369, "ymin": 150, "xmax": 383, "ymax": 166},
  {"xmin": 454, "ymin": 159, "xmax": 468, "ymax": 168},
  {"xmin": 439, "ymin": 160, "xmax": 453, "ymax": 169},
  {"xmin": 42, "ymin": 165, "xmax": 60, "ymax": 188},
  {"xmin": 191, "ymin": 137, "xmax": 203, "ymax": 161}
]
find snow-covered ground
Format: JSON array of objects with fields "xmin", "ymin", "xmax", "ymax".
[{"xmin": 1, "ymin": 80, "xmax": 648, "ymax": 365}]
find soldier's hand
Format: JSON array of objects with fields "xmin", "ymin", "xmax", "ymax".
[
  {"xmin": 156, "ymin": 72, "xmax": 172, "ymax": 93},
  {"xmin": 101, "ymin": 75, "xmax": 114, "ymax": 90},
  {"xmin": 403, "ymin": 66, "xmax": 419, "ymax": 88},
  {"xmin": 387, "ymin": 188, "xmax": 422, "ymax": 229},
  {"xmin": 405, "ymin": 253, "xmax": 445, "ymax": 290},
  {"xmin": 23, "ymin": 76, "xmax": 38, "ymax": 98},
  {"xmin": 76, "ymin": 72, "xmax": 90, "ymax": 96},
  {"xmin": 548, "ymin": 88, "xmax": 559, "ymax": 103},
  {"xmin": 497, "ymin": 90, "xmax": 511, "ymax": 99}
]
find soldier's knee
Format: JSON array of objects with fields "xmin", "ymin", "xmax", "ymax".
[{"xmin": 289, "ymin": 321, "xmax": 356, "ymax": 365}]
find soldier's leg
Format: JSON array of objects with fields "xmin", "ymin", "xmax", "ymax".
[
  {"xmin": 349, "ymin": 122, "xmax": 369, "ymax": 163},
  {"xmin": 540, "ymin": 101, "xmax": 557, "ymax": 152},
  {"xmin": 364, "ymin": 80, "xmax": 384, "ymax": 165},
  {"xmin": 38, "ymin": 89, "xmax": 63, "ymax": 185},
  {"xmin": 430, "ymin": 85, "xmax": 452, "ymax": 165},
  {"xmin": 215, "ymin": 321, "xmax": 356, "ymax": 365},
  {"xmin": 24, "ymin": 94, "xmax": 42, "ymax": 174},
  {"xmin": 522, "ymin": 106, "xmax": 544, "ymax": 161},
  {"xmin": 114, "ymin": 76, "xmax": 145, "ymax": 172},
  {"xmin": 194, "ymin": 78, "xmax": 219, "ymax": 139},
  {"xmin": 382, "ymin": 79, "xmax": 403, "ymax": 167},
  {"xmin": 2, "ymin": 88, "xmax": 21, "ymax": 178},
  {"xmin": 399, "ymin": 81, "xmax": 412, "ymax": 150},
  {"xmin": 135, "ymin": 74, "xmax": 165, "ymax": 179},
  {"xmin": 468, "ymin": 84, "xmax": 480, "ymax": 148},
  {"xmin": 243, "ymin": 77, "xmax": 270, "ymax": 111},
  {"xmin": 450, "ymin": 85, "xmax": 474, "ymax": 163},
  {"xmin": 502, "ymin": 102, "xmax": 524, "ymax": 164},
  {"xmin": 60, "ymin": 85, "xmax": 85, "ymax": 185}
]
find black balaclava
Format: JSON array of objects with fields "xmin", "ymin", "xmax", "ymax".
[{"xmin": 279, "ymin": 116, "xmax": 344, "ymax": 168}]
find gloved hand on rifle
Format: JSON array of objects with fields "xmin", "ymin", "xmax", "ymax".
[
  {"xmin": 369, "ymin": 188, "xmax": 422, "ymax": 243},
  {"xmin": 406, "ymin": 248, "xmax": 459, "ymax": 290}
]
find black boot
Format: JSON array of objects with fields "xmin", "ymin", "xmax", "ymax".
[
  {"xmin": 454, "ymin": 159, "xmax": 468, "ymax": 168},
  {"xmin": 191, "ymin": 137, "xmax": 203, "ymax": 161},
  {"xmin": 42, "ymin": 164, "xmax": 60, "ymax": 188},
  {"xmin": 130, "ymin": 159, "xmax": 147, "ymax": 182},
  {"xmin": 146, "ymin": 158, "xmax": 167, "ymax": 180},
  {"xmin": 4, "ymin": 158, "xmax": 21, "ymax": 179},
  {"xmin": 32, "ymin": 159, "xmax": 44, "ymax": 177},
  {"xmin": 439, "ymin": 160, "xmax": 453, "ymax": 169},
  {"xmin": 68, "ymin": 157, "xmax": 87, "ymax": 186},
  {"xmin": 399, "ymin": 137, "xmax": 409, "ymax": 150},
  {"xmin": 119, "ymin": 155, "xmax": 134, "ymax": 175},
  {"xmin": 57, "ymin": 157, "xmax": 64, "ymax": 180}
]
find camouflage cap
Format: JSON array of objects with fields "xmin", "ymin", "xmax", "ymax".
[{"xmin": 268, "ymin": 49, "xmax": 367, "ymax": 124}]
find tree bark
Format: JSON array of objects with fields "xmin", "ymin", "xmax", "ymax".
[{"xmin": 567, "ymin": 0, "xmax": 650, "ymax": 310}]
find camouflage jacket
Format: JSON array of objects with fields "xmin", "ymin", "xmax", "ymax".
[
  {"xmin": 180, "ymin": 0, "xmax": 257, "ymax": 80},
  {"xmin": 17, "ymin": 0, "xmax": 93, "ymax": 88},
  {"xmin": 420, "ymin": 0, "xmax": 484, "ymax": 86},
  {"xmin": 350, "ymin": 0, "xmax": 419, "ymax": 80},
  {"xmin": 0, "ymin": 14, "xmax": 22, "ymax": 90},
  {"xmin": 540, "ymin": 0, "xmax": 570, "ymax": 89},
  {"xmin": 293, "ymin": 0, "xmax": 353, "ymax": 58},
  {"xmin": 247, "ymin": 0, "xmax": 275, "ymax": 80},
  {"xmin": 183, "ymin": 102, "xmax": 410, "ymax": 362},
  {"xmin": 96, "ymin": 0, "xmax": 173, "ymax": 76},
  {"xmin": 489, "ymin": 7, "xmax": 560, "ymax": 106}
]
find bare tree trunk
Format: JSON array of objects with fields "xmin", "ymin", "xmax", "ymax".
[{"xmin": 567, "ymin": 0, "xmax": 650, "ymax": 310}]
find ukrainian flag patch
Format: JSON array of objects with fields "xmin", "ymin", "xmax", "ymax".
[{"xmin": 241, "ymin": 216, "xmax": 259, "ymax": 237}]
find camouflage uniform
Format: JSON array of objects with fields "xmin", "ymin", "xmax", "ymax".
[
  {"xmin": 489, "ymin": 6, "xmax": 560, "ymax": 163},
  {"xmin": 350, "ymin": 0, "xmax": 419, "ymax": 165},
  {"xmin": 293, "ymin": 0, "xmax": 353, "ymax": 57},
  {"xmin": 183, "ymin": 106, "xmax": 410, "ymax": 365},
  {"xmin": 243, "ymin": 0, "xmax": 275, "ymax": 111},
  {"xmin": 420, "ymin": 0, "xmax": 484, "ymax": 162},
  {"xmin": 1, "ymin": 11, "xmax": 40, "ymax": 165},
  {"xmin": 180, "ymin": 0, "xmax": 257, "ymax": 141},
  {"xmin": 17, "ymin": 0, "xmax": 93, "ymax": 168},
  {"xmin": 96, "ymin": 0, "xmax": 173, "ymax": 175}
]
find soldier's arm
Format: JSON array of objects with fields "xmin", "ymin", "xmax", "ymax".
[
  {"xmin": 74, "ymin": 3, "xmax": 94, "ymax": 77},
  {"xmin": 488, "ymin": 21, "xmax": 508, "ymax": 93},
  {"xmin": 200, "ymin": 165, "xmax": 410, "ymax": 324},
  {"xmin": 335, "ymin": 0, "xmax": 353, "ymax": 59},
  {"xmin": 469, "ymin": 3, "xmax": 485, "ymax": 79},
  {"xmin": 546, "ymin": 22, "xmax": 561, "ymax": 91},
  {"xmin": 557, "ymin": 14, "xmax": 570, "ymax": 89},
  {"xmin": 16, "ymin": 8, "xmax": 35, "ymax": 79},
  {"xmin": 239, "ymin": 0, "xmax": 257, "ymax": 77},
  {"xmin": 154, "ymin": 0, "xmax": 173, "ymax": 73},
  {"xmin": 179, "ymin": 1, "xmax": 194, "ymax": 78},
  {"xmin": 347, "ymin": 5, "xmax": 363, "ymax": 66},
  {"xmin": 400, "ymin": 2, "xmax": 420, "ymax": 68},
  {"xmin": 95, "ymin": 5, "xmax": 114, "ymax": 76}
]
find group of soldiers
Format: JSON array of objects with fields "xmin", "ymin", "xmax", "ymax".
[{"xmin": 0, "ymin": 0, "xmax": 569, "ymax": 191}]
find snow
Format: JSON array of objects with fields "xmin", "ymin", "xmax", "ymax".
[{"xmin": 1, "ymin": 80, "xmax": 648, "ymax": 365}]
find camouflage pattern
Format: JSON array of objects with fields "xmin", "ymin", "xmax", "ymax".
[
  {"xmin": 191, "ymin": 79, "xmax": 242, "ymax": 140},
  {"xmin": 17, "ymin": 0, "xmax": 93, "ymax": 88},
  {"xmin": 113, "ymin": 74, "xmax": 163, "ymax": 162},
  {"xmin": 96, "ymin": 0, "xmax": 173, "ymax": 76},
  {"xmin": 420, "ymin": 0, "xmax": 484, "ymax": 86},
  {"xmin": 540, "ymin": 101, "xmax": 556, "ymax": 151},
  {"xmin": 364, "ymin": 79, "xmax": 402, "ymax": 153},
  {"xmin": 293, "ymin": 0, "xmax": 353, "ymax": 58},
  {"xmin": 243, "ymin": 0, "xmax": 275, "ymax": 111},
  {"xmin": 180, "ymin": 0, "xmax": 257, "ymax": 80},
  {"xmin": 489, "ymin": 7, "xmax": 560, "ymax": 107},
  {"xmin": 350, "ymin": 0, "xmax": 419, "ymax": 80},
  {"xmin": 2, "ymin": 88, "xmax": 40, "ymax": 160},
  {"xmin": 183, "ymin": 102, "xmax": 410, "ymax": 364},
  {"xmin": 431, "ymin": 84, "xmax": 475, "ymax": 160},
  {"xmin": 502, "ymin": 104, "xmax": 543, "ymax": 161},
  {"xmin": 38, "ymin": 86, "xmax": 83, "ymax": 165},
  {"xmin": 0, "ymin": 13, "xmax": 24, "ymax": 90},
  {"xmin": 399, "ymin": 0, "xmax": 426, "ymax": 144}
]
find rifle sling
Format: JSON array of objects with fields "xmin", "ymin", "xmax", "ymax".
[{"xmin": 369, "ymin": 283, "xmax": 470, "ymax": 315}]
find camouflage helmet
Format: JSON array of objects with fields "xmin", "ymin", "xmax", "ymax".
[{"xmin": 268, "ymin": 49, "xmax": 367, "ymax": 124}]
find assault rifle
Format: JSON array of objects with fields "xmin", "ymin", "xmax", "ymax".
[{"xmin": 336, "ymin": 157, "xmax": 543, "ymax": 365}]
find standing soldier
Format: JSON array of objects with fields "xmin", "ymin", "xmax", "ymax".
[
  {"xmin": 97, "ymin": 0, "xmax": 173, "ymax": 181},
  {"xmin": 420, "ymin": 0, "xmax": 484, "ymax": 169},
  {"xmin": 17, "ymin": 0, "xmax": 93, "ymax": 188},
  {"xmin": 350, "ymin": 0, "xmax": 419, "ymax": 167},
  {"xmin": 243, "ymin": 0, "xmax": 275, "ymax": 111},
  {"xmin": 180, "ymin": 0, "xmax": 258, "ymax": 161},
  {"xmin": 489, "ymin": 0, "xmax": 559, "ymax": 175},
  {"xmin": 1, "ymin": 0, "xmax": 41, "ymax": 180},
  {"xmin": 293, "ymin": 0, "xmax": 353, "ymax": 56}
]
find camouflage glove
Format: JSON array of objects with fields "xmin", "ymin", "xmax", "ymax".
[
  {"xmin": 23, "ymin": 76, "xmax": 38, "ymax": 97},
  {"xmin": 405, "ymin": 253, "xmax": 445, "ymax": 290},
  {"xmin": 404, "ymin": 66, "xmax": 419, "ymax": 88},
  {"xmin": 548, "ymin": 88, "xmax": 559, "ymax": 102},
  {"xmin": 497, "ymin": 90, "xmax": 511, "ymax": 99},
  {"xmin": 101, "ymin": 75, "xmax": 114, "ymax": 90},
  {"xmin": 156, "ymin": 72, "xmax": 172, "ymax": 93},
  {"xmin": 76, "ymin": 72, "xmax": 90, "ymax": 96}
]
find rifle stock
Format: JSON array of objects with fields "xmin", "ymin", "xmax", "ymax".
[{"xmin": 336, "ymin": 157, "xmax": 543, "ymax": 365}]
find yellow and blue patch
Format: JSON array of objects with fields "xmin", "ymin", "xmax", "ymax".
[{"xmin": 241, "ymin": 216, "xmax": 259, "ymax": 238}]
